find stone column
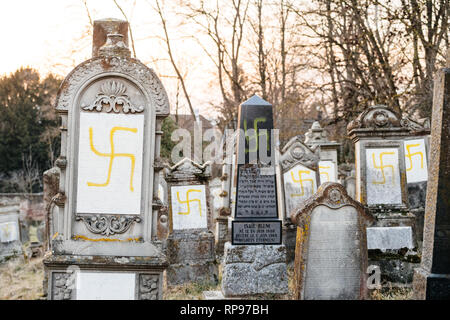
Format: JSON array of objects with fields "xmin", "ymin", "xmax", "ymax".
[{"xmin": 413, "ymin": 50, "xmax": 450, "ymax": 299}]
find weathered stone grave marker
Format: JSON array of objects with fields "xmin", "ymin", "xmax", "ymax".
[
  {"xmin": 165, "ymin": 158, "xmax": 217, "ymax": 285},
  {"xmin": 221, "ymin": 95, "xmax": 287, "ymax": 297},
  {"xmin": 277, "ymin": 135, "xmax": 320, "ymax": 261},
  {"xmin": 347, "ymin": 105, "xmax": 430, "ymax": 285},
  {"xmin": 43, "ymin": 18, "xmax": 169, "ymax": 300},
  {"xmin": 413, "ymin": 50, "xmax": 450, "ymax": 299},
  {"xmin": 291, "ymin": 182, "xmax": 374, "ymax": 299}
]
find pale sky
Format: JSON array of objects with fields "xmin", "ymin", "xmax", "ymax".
[{"xmin": 0, "ymin": 0, "xmax": 219, "ymax": 118}]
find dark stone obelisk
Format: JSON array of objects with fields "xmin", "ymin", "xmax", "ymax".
[
  {"xmin": 413, "ymin": 50, "xmax": 450, "ymax": 299},
  {"xmin": 232, "ymin": 95, "xmax": 281, "ymax": 245}
]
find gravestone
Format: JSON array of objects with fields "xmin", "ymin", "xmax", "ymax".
[
  {"xmin": 0, "ymin": 201, "xmax": 22, "ymax": 262},
  {"xmin": 304, "ymin": 121, "xmax": 340, "ymax": 185},
  {"xmin": 43, "ymin": 19, "xmax": 169, "ymax": 300},
  {"xmin": 165, "ymin": 158, "xmax": 217, "ymax": 285},
  {"xmin": 221, "ymin": 95, "xmax": 287, "ymax": 297},
  {"xmin": 413, "ymin": 51, "xmax": 450, "ymax": 299},
  {"xmin": 291, "ymin": 182, "xmax": 374, "ymax": 299},
  {"xmin": 347, "ymin": 105, "xmax": 428, "ymax": 285},
  {"xmin": 278, "ymin": 135, "xmax": 320, "ymax": 261}
]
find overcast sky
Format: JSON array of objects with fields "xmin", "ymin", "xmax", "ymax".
[{"xmin": 0, "ymin": 0, "xmax": 217, "ymax": 117}]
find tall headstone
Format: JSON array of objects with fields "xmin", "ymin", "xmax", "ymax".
[
  {"xmin": 43, "ymin": 19, "xmax": 169, "ymax": 300},
  {"xmin": 221, "ymin": 95, "xmax": 288, "ymax": 297},
  {"xmin": 165, "ymin": 158, "xmax": 217, "ymax": 285},
  {"xmin": 291, "ymin": 183, "xmax": 374, "ymax": 299},
  {"xmin": 413, "ymin": 51, "xmax": 450, "ymax": 299},
  {"xmin": 277, "ymin": 135, "xmax": 320, "ymax": 261}
]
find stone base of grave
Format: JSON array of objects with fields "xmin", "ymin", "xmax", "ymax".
[
  {"xmin": 43, "ymin": 253, "xmax": 168, "ymax": 300},
  {"xmin": 366, "ymin": 223, "xmax": 420, "ymax": 286},
  {"xmin": 166, "ymin": 229, "xmax": 218, "ymax": 286},
  {"xmin": 413, "ymin": 267, "xmax": 450, "ymax": 300},
  {"xmin": 221, "ymin": 242, "xmax": 288, "ymax": 297},
  {"xmin": 282, "ymin": 223, "xmax": 297, "ymax": 263},
  {"xmin": 215, "ymin": 216, "xmax": 229, "ymax": 257}
]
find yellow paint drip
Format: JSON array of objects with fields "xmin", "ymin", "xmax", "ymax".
[{"xmin": 73, "ymin": 235, "xmax": 141, "ymax": 242}]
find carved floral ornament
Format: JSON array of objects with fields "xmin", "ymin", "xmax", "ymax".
[
  {"xmin": 55, "ymin": 56, "xmax": 170, "ymax": 116},
  {"xmin": 81, "ymin": 81, "xmax": 144, "ymax": 114},
  {"xmin": 75, "ymin": 214, "xmax": 141, "ymax": 236}
]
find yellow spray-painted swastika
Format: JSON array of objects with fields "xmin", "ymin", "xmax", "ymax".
[
  {"xmin": 290, "ymin": 170, "xmax": 314, "ymax": 197},
  {"xmin": 319, "ymin": 165, "xmax": 331, "ymax": 182},
  {"xmin": 244, "ymin": 117, "xmax": 269, "ymax": 153},
  {"xmin": 372, "ymin": 152, "xmax": 395, "ymax": 185},
  {"xmin": 176, "ymin": 189, "xmax": 202, "ymax": 216},
  {"xmin": 87, "ymin": 126, "xmax": 137, "ymax": 191},
  {"xmin": 405, "ymin": 144, "xmax": 424, "ymax": 172}
]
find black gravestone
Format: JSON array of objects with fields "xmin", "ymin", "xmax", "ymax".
[
  {"xmin": 232, "ymin": 95, "xmax": 280, "ymax": 245},
  {"xmin": 413, "ymin": 55, "xmax": 450, "ymax": 299}
]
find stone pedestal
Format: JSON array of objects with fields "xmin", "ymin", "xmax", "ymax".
[
  {"xmin": 215, "ymin": 216, "xmax": 229, "ymax": 257},
  {"xmin": 166, "ymin": 229, "xmax": 217, "ymax": 285},
  {"xmin": 44, "ymin": 254, "xmax": 167, "ymax": 300},
  {"xmin": 221, "ymin": 242, "xmax": 288, "ymax": 297}
]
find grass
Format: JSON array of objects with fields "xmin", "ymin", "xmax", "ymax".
[
  {"xmin": 0, "ymin": 255, "xmax": 45, "ymax": 300},
  {"xmin": 0, "ymin": 256, "xmax": 413, "ymax": 300}
]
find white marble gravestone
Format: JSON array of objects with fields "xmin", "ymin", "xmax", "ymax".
[{"xmin": 43, "ymin": 19, "xmax": 169, "ymax": 300}]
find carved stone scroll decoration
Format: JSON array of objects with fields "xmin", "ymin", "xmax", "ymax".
[
  {"xmin": 279, "ymin": 136, "xmax": 319, "ymax": 172},
  {"xmin": 75, "ymin": 214, "xmax": 141, "ymax": 236},
  {"xmin": 81, "ymin": 80, "xmax": 144, "ymax": 114},
  {"xmin": 139, "ymin": 274, "xmax": 159, "ymax": 300}
]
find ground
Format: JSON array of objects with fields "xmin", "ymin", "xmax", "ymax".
[{"xmin": 0, "ymin": 256, "xmax": 412, "ymax": 300}]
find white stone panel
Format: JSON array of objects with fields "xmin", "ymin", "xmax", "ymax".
[
  {"xmin": 76, "ymin": 272, "xmax": 135, "ymax": 300},
  {"xmin": 365, "ymin": 148, "xmax": 402, "ymax": 205},
  {"xmin": 283, "ymin": 164, "xmax": 317, "ymax": 217},
  {"xmin": 404, "ymin": 139, "xmax": 428, "ymax": 183},
  {"xmin": 0, "ymin": 221, "xmax": 19, "ymax": 242},
  {"xmin": 76, "ymin": 112, "xmax": 144, "ymax": 214},
  {"xmin": 171, "ymin": 185, "xmax": 208, "ymax": 230}
]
